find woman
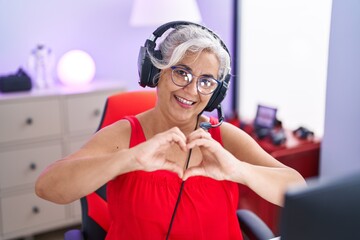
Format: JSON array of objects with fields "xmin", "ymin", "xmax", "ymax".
[{"xmin": 36, "ymin": 22, "xmax": 305, "ymax": 239}]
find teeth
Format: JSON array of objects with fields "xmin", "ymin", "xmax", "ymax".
[{"xmin": 176, "ymin": 96, "xmax": 194, "ymax": 105}]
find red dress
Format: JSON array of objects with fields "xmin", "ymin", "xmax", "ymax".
[{"xmin": 106, "ymin": 116, "xmax": 243, "ymax": 240}]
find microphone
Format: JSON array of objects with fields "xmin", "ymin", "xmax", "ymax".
[{"xmin": 200, "ymin": 104, "xmax": 224, "ymax": 131}]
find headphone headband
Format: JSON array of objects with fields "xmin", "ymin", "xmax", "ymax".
[
  {"xmin": 137, "ymin": 21, "xmax": 231, "ymax": 112},
  {"xmin": 149, "ymin": 21, "xmax": 230, "ymax": 55}
]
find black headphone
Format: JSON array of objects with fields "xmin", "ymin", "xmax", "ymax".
[{"xmin": 137, "ymin": 21, "xmax": 231, "ymax": 112}]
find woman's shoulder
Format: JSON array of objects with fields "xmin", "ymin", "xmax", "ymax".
[
  {"xmin": 86, "ymin": 119, "xmax": 133, "ymax": 151},
  {"xmin": 220, "ymin": 121, "xmax": 256, "ymax": 147},
  {"xmin": 98, "ymin": 118, "xmax": 132, "ymax": 135}
]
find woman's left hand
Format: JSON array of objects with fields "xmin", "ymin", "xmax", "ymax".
[{"xmin": 183, "ymin": 129, "xmax": 240, "ymax": 181}]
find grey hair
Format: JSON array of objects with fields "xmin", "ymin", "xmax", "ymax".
[{"xmin": 149, "ymin": 24, "xmax": 231, "ymax": 81}]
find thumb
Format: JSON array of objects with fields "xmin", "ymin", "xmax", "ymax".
[
  {"xmin": 163, "ymin": 161, "xmax": 184, "ymax": 179},
  {"xmin": 183, "ymin": 167, "xmax": 205, "ymax": 181}
]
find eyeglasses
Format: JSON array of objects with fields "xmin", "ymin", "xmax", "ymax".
[{"xmin": 170, "ymin": 66, "xmax": 220, "ymax": 95}]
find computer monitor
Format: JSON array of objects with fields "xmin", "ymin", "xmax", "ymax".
[
  {"xmin": 280, "ymin": 172, "xmax": 360, "ymax": 240},
  {"xmin": 254, "ymin": 104, "xmax": 277, "ymax": 129}
]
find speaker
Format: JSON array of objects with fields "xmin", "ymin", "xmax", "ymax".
[{"xmin": 137, "ymin": 21, "xmax": 231, "ymax": 112}]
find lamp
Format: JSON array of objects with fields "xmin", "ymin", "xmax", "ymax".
[
  {"xmin": 129, "ymin": 0, "xmax": 202, "ymax": 27},
  {"xmin": 56, "ymin": 50, "xmax": 96, "ymax": 86}
]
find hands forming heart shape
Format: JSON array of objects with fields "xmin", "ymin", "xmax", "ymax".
[{"xmin": 131, "ymin": 127, "xmax": 238, "ymax": 182}]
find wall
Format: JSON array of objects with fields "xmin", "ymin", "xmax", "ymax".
[
  {"xmin": 320, "ymin": 0, "xmax": 360, "ymax": 179},
  {"xmin": 0, "ymin": 0, "xmax": 233, "ymax": 114},
  {"xmin": 237, "ymin": 0, "xmax": 332, "ymax": 137}
]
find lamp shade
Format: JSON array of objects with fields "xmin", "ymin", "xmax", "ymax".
[
  {"xmin": 57, "ymin": 50, "xmax": 96, "ymax": 86},
  {"xmin": 130, "ymin": 0, "xmax": 202, "ymax": 27}
]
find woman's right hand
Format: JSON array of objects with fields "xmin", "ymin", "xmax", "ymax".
[{"xmin": 129, "ymin": 127, "xmax": 187, "ymax": 178}]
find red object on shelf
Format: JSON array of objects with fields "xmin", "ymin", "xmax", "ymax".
[{"xmin": 237, "ymin": 122, "xmax": 321, "ymax": 235}]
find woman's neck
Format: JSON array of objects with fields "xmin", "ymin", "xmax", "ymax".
[{"xmin": 137, "ymin": 108, "xmax": 201, "ymax": 137}]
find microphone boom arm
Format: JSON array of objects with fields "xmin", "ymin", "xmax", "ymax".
[{"xmin": 200, "ymin": 104, "xmax": 224, "ymax": 130}]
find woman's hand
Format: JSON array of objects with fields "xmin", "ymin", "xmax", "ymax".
[
  {"xmin": 130, "ymin": 127, "xmax": 187, "ymax": 178},
  {"xmin": 183, "ymin": 129, "xmax": 240, "ymax": 181}
]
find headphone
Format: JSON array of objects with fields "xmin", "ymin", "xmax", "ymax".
[{"xmin": 137, "ymin": 21, "xmax": 231, "ymax": 112}]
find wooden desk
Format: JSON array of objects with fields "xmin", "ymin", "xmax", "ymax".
[{"xmin": 237, "ymin": 123, "xmax": 320, "ymax": 235}]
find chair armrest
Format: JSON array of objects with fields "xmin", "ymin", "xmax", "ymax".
[
  {"xmin": 64, "ymin": 229, "xmax": 84, "ymax": 240},
  {"xmin": 237, "ymin": 209, "xmax": 275, "ymax": 240}
]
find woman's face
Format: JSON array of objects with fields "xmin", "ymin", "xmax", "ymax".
[{"xmin": 157, "ymin": 51, "xmax": 220, "ymax": 124}]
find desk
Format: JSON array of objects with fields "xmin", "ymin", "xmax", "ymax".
[{"xmin": 237, "ymin": 123, "xmax": 320, "ymax": 235}]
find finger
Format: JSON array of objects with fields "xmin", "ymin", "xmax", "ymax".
[
  {"xmin": 187, "ymin": 130, "xmax": 212, "ymax": 143},
  {"xmin": 173, "ymin": 135, "xmax": 188, "ymax": 151},
  {"xmin": 186, "ymin": 138, "xmax": 214, "ymax": 150},
  {"xmin": 170, "ymin": 126, "xmax": 187, "ymax": 140},
  {"xmin": 168, "ymin": 128, "xmax": 188, "ymax": 151},
  {"xmin": 168, "ymin": 134, "xmax": 187, "ymax": 151},
  {"xmin": 156, "ymin": 129, "xmax": 187, "ymax": 152},
  {"xmin": 183, "ymin": 167, "xmax": 206, "ymax": 181},
  {"xmin": 162, "ymin": 161, "xmax": 184, "ymax": 178},
  {"xmin": 193, "ymin": 128, "xmax": 211, "ymax": 137}
]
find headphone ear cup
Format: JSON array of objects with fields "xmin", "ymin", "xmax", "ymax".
[
  {"xmin": 138, "ymin": 46, "xmax": 150, "ymax": 87},
  {"xmin": 148, "ymin": 50, "xmax": 162, "ymax": 87},
  {"xmin": 138, "ymin": 45, "xmax": 161, "ymax": 88},
  {"xmin": 204, "ymin": 74, "xmax": 230, "ymax": 112}
]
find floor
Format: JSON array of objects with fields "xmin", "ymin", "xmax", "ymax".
[
  {"xmin": 15, "ymin": 225, "xmax": 81, "ymax": 240},
  {"xmin": 33, "ymin": 228, "xmax": 68, "ymax": 240}
]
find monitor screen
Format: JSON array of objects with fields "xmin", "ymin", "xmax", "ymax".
[
  {"xmin": 254, "ymin": 104, "xmax": 277, "ymax": 129},
  {"xmin": 280, "ymin": 172, "xmax": 360, "ymax": 240}
]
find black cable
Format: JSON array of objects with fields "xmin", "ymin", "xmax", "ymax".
[
  {"xmin": 165, "ymin": 116, "xmax": 200, "ymax": 240},
  {"xmin": 165, "ymin": 150, "xmax": 192, "ymax": 240}
]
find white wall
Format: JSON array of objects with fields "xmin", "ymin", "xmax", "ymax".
[
  {"xmin": 320, "ymin": 0, "xmax": 360, "ymax": 179},
  {"xmin": 238, "ymin": 0, "xmax": 332, "ymax": 136}
]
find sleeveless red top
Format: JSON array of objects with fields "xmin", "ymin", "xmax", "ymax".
[{"xmin": 106, "ymin": 116, "xmax": 242, "ymax": 240}]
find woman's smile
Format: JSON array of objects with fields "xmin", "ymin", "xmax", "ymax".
[{"xmin": 174, "ymin": 95, "xmax": 196, "ymax": 108}]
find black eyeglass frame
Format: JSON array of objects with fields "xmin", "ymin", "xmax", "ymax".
[{"xmin": 170, "ymin": 66, "xmax": 221, "ymax": 95}]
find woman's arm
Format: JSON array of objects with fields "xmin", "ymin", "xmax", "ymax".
[
  {"xmin": 223, "ymin": 122, "xmax": 306, "ymax": 206},
  {"xmin": 184, "ymin": 122, "xmax": 306, "ymax": 206},
  {"xmin": 35, "ymin": 120, "xmax": 187, "ymax": 205},
  {"xmin": 35, "ymin": 120, "xmax": 134, "ymax": 204}
]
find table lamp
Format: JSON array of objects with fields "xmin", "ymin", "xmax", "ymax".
[{"xmin": 57, "ymin": 50, "xmax": 96, "ymax": 86}]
